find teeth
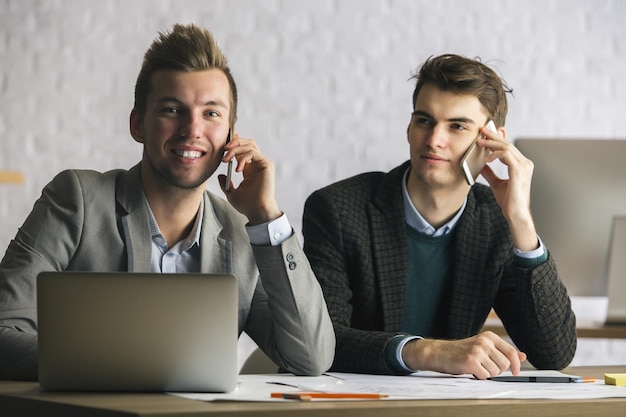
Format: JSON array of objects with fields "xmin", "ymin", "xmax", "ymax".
[{"xmin": 174, "ymin": 150, "xmax": 202, "ymax": 159}]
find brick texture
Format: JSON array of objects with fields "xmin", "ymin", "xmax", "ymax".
[{"xmin": 1, "ymin": 0, "xmax": 624, "ymax": 249}]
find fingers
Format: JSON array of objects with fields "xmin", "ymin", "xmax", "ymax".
[
  {"xmin": 513, "ymin": 351, "xmax": 528, "ymax": 375},
  {"xmin": 218, "ymin": 133, "xmax": 280, "ymax": 223},
  {"xmin": 479, "ymin": 134, "xmax": 533, "ymax": 176},
  {"xmin": 478, "ymin": 164, "xmax": 502, "ymax": 188},
  {"xmin": 217, "ymin": 174, "xmax": 234, "ymax": 195},
  {"xmin": 222, "ymin": 134, "xmax": 262, "ymax": 173},
  {"xmin": 477, "ymin": 127, "xmax": 515, "ymax": 162},
  {"xmin": 472, "ymin": 332, "xmax": 525, "ymax": 379},
  {"xmin": 406, "ymin": 333, "xmax": 526, "ymax": 379}
]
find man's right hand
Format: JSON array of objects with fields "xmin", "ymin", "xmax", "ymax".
[
  {"xmin": 219, "ymin": 134, "xmax": 282, "ymax": 226},
  {"xmin": 401, "ymin": 331, "xmax": 527, "ymax": 379}
]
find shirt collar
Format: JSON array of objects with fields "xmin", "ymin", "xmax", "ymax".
[
  {"xmin": 401, "ymin": 167, "xmax": 466, "ymax": 237},
  {"xmin": 145, "ymin": 197, "xmax": 203, "ymax": 251}
]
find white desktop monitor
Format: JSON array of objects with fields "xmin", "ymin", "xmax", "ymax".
[{"xmin": 514, "ymin": 138, "xmax": 626, "ymax": 297}]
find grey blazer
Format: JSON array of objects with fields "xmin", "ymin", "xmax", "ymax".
[{"xmin": 0, "ymin": 163, "xmax": 334, "ymax": 380}]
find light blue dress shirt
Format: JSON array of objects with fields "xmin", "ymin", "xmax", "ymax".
[{"xmin": 146, "ymin": 197, "xmax": 292, "ymax": 273}]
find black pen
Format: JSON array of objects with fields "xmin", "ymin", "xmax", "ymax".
[{"xmin": 488, "ymin": 375, "xmax": 594, "ymax": 383}]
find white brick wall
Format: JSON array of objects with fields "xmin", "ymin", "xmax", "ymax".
[
  {"xmin": 1, "ymin": 0, "xmax": 625, "ymax": 366},
  {"xmin": 2, "ymin": 0, "xmax": 625, "ymax": 245}
]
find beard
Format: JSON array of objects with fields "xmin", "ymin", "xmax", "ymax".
[
  {"xmin": 145, "ymin": 153, "xmax": 217, "ymax": 191},
  {"xmin": 157, "ymin": 167, "xmax": 211, "ymax": 190}
]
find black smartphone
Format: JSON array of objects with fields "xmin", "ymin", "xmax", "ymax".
[
  {"xmin": 460, "ymin": 120, "xmax": 497, "ymax": 185},
  {"xmin": 225, "ymin": 128, "xmax": 233, "ymax": 190}
]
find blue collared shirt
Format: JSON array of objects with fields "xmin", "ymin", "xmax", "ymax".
[
  {"xmin": 401, "ymin": 168, "xmax": 545, "ymax": 257},
  {"xmin": 146, "ymin": 197, "xmax": 292, "ymax": 273}
]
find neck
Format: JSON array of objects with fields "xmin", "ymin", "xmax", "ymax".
[
  {"xmin": 151, "ymin": 194, "xmax": 202, "ymax": 246},
  {"xmin": 141, "ymin": 170, "xmax": 204, "ymax": 248},
  {"xmin": 406, "ymin": 171, "xmax": 468, "ymax": 229}
]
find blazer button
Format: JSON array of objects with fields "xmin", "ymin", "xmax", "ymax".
[
  {"xmin": 286, "ymin": 252, "xmax": 295, "ymax": 262},
  {"xmin": 288, "ymin": 261, "xmax": 297, "ymax": 270}
]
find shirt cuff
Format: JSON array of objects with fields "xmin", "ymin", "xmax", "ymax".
[
  {"xmin": 513, "ymin": 236, "xmax": 548, "ymax": 267},
  {"xmin": 245, "ymin": 213, "xmax": 292, "ymax": 246},
  {"xmin": 384, "ymin": 334, "xmax": 423, "ymax": 375}
]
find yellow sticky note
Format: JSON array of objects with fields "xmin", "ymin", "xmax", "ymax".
[{"xmin": 604, "ymin": 373, "xmax": 626, "ymax": 386}]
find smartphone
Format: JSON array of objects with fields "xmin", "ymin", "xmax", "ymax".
[
  {"xmin": 460, "ymin": 120, "xmax": 497, "ymax": 186},
  {"xmin": 224, "ymin": 128, "xmax": 233, "ymax": 191}
]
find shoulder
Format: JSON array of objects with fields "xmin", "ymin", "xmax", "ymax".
[
  {"xmin": 468, "ymin": 183, "xmax": 498, "ymax": 205},
  {"xmin": 304, "ymin": 172, "xmax": 385, "ymax": 221},
  {"xmin": 467, "ymin": 183, "xmax": 505, "ymax": 212},
  {"xmin": 306, "ymin": 162, "xmax": 409, "ymax": 211},
  {"xmin": 313, "ymin": 171, "xmax": 385, "ymax": 197},
  {"xmin": 464, "ymin": 183, "xmax": 509, "ymax": 232},
  {"xmin": 42, "ymin": 168, "xmax": 128, "ymax": 204},
  {"xmin": 204, "ymin": 191, "xmax": 249, "ymax": 231},
  {"xmin": 205, "ymin": 191, "xmax": 242, "ymax": 218},
  {"xmin": 50, "ymin": 168, "xmax": 127, "ymax": 188}
]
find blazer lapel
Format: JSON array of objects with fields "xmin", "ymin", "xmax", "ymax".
[
  {"xmin": 370, "ymin": 162, "xmax": 410, "ymax": 331},
  {"xmin": 199, "ymin": 193, "xmax": 232, "ymax": 274},
  {"xmin": 116, "ymin": 164, "xmax": 152, "ymax": 272},
  {"xmin": 445, "ymin": 189, "xmax": 496, "ymax": 338}
]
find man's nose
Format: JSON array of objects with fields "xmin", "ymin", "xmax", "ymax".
[
  {"xmin": 426, "ymin": 125, "xmax": 447, "ymax": 149},
  {"xmin": 180, "ymin": 114, "xmax": 203, "ymax": 138}
]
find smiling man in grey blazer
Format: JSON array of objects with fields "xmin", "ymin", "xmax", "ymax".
[{"xmin": 0, "ymin": 23, "xmax": 334, "ymax": 381}]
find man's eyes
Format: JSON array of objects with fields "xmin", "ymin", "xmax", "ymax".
[
  {"xmin": 159, "ymin": 108, "xmax": 220, "ymax": 118},
  {"xmin": 158, "ymin": 106, "xmax": 181, "ymax": 116},
  {"xmin": 449, "ymin": 123, "xmax": 468, "ymax": 131},
  {"xmin": 414, "ymin": 117, "xmax": 434, "ymax": 126},
  {"xmin": 412, "ymin": 117, "xmax": 474, "ymax": 135}
]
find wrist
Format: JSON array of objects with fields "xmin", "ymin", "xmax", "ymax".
[
  {"xmin": 402, "ymin": 338, "xmax": 428, "ymax": 371},
  {"xmin": 385, "ymin": 335, "xmax": 420, "ymax": 374},
  {"xmin": 246, "ymin": 205, "xmax": 282, "ymax": 226},
  {"xmin": 507, "ymin": 216, "xmax": 539, "ymax": 252}
]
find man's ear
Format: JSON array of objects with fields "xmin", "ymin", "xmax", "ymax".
[{"xmin": 129, "ymin": 109, "xmax": 144, "ymax": 144}]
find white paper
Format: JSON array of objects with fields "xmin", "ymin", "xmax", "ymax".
[{"xmin": 170, "ymin": 370, "xmax": 626, "ymax": 402}]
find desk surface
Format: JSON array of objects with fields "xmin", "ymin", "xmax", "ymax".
[{"xmin": 1, "ymin": 366, "xmax": 625, "ymax": 417}]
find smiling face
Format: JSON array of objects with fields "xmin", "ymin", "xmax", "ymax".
[
  {"xmin": 130, "ymin": 69, "xmax": 231, "ymax": 192},
  {"xmin": 407, "ymin": 83, "xmax": 490, "ymax": 190}
]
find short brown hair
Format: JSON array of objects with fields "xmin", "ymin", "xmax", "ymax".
[
  {"xmin": 410, "ymin": 54, "xmax": 512, "ymax": 127},
  {"xmin": 133, "ymin": 23, "xmax": 238, "ymax": 124}
]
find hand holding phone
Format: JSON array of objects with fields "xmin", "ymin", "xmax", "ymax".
[{"xmin": 460, "ymin": 120, "xmax": 497, "ymax": 186}]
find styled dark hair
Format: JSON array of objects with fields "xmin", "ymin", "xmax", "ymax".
[
  {"xmin": 411, "ymin": 54, "xmax": 512, "ymax": 126},
  {"xmin": 133, "ymin": 23, "xmax": 238, "ymax": 124}
]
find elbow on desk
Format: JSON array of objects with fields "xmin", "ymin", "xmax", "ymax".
[
  {"xmin": 284, "ymin": 335, "xmax": 336, "ymax": 377},
  {"xmin": 521, "ymin": 324, "xmax": 578, "ymax": 370}
]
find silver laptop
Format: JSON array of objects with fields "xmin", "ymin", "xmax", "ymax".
[
  {"xmin": 37, "ymin": 272, "xmax": 238, "ymax": 392},
  {"xmin": 606, "ymin": 217, "xmax": 626, "ymax": 325}
]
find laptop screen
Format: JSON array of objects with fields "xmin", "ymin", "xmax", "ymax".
[{"xmin": 37, "ymin": 272, "xmax": 238, "ymax": 392}]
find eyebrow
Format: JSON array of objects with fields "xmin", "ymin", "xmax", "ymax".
[
  {"xmin": 411, "ymin": 110, "xmax": 477, "ymax": 125},
  {"xmin": 156, "ymin": 97, "xmax": 229, "ymax": 109}
]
